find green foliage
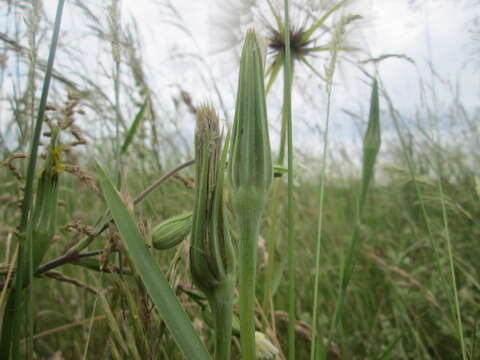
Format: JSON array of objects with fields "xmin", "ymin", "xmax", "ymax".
[{"xmin": 96, "ymin": 161, "xmax": 211, "ymax": 360}]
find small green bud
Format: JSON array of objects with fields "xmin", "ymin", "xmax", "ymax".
[{"xmin": 151, "ymin": 212, "xmax": 192, "ymax": 250}]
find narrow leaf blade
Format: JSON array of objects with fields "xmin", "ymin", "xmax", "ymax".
[{"xmin": 95, "ymin": 161, "xmax": 211, "ymax": 360}]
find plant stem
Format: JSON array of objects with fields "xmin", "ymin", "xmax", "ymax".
[
  {"xmin": 208, "ymin": 277, "xmax": 235, "ymax": 360},
  {"xmin": 238, "ymin": 197, "xmax": 263, "ymax": 360},
  {"xmin": 283, "ymin": 1, "xmax": 295, "ymax": 358},
  {"xmin": 262, "ymin": 179, "xmax": 282, "ymax": 318}
]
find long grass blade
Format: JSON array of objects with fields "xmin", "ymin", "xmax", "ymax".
[
  {"xmin": 0, "ymin": 1, "xmax": 65, "ymax": 358},
  {"xmin": 95, "ymin": 161, "xmax": 211, "ymax": 360}
]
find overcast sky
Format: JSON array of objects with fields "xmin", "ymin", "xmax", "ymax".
[{"xmin": 20, "ymin": 0, "xmax": 480, "ymax": 162}]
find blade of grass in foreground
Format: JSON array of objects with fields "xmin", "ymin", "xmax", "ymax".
[
  {"xmin": 95, "ymin": 161, "xmax": 211, "ymax": 360},
  {"xmin": 0, "ymin": 1, "xmax": 66, "ymax": 358}
]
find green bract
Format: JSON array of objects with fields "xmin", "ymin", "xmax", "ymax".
[
  {"xmin": 152, "ymin": 212, "xmax": 192, "ymax": 250},
  {"xmin": 229, "ymin": 30, "xmax": 273, "ymax": 195},
  {"xmin": 190, "ymin": 105, "xmax": 235, "ymax": 360}
]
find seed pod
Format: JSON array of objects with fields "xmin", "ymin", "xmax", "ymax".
[{"xmin": 151, "ymin": 212, "xmax": 192, "ymax": 250}]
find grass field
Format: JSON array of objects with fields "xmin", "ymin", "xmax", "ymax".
[{"xmin": 0, "ymin": 0, "xmax": 479, "ymax": 359}]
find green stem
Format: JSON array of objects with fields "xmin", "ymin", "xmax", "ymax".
[
  {"xmin": 283, "ymin": 1, "xmax": 295, "ymax": 358},
  {"xmin": 208, "ymin": 277, "xmax": 235, "ymax": 360},
  {"xmin": 262, "ymin": 179, "xmax": 282, "ymax": 317},
  {"xmin": 238, "ymin": 205, "xmax": 262, "ymax": 360}
]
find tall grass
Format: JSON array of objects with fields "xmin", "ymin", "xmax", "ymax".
[{"xmin": 0, "ymin": 1, "xmax": 478, "ymax": 359}]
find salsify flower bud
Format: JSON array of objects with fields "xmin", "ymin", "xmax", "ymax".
[
  {"xmin": 228, "ymin": 29, "xmax": 273, "ymax": 360},
  {"xmin": 229, "ymin": 29, "xmax": 273, "ymax": 196},
  {"xmin": 190, "ymin": 104, "xmax": 235, "ymax": 360},
  {"xmin": 151, "ymin": 212, "xmax": 192, "ymax": 250},
  {"xmin": 190, "ymin": 105, "xmax": 234, "ymax": 290}
]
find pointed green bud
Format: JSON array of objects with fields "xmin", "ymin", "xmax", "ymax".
[
  {"xmin": 228, "ymin": 30, "xmax": 273, "ymax": 360},
  {"xmin": 151, "ymin": 212, "xmax": 192, "ymax": 250},
  {"xmin": 229, "ymin": 29, "xmax": 273, "ymax": 196},
  {"xmin": 190, "ymin": 104, "xmax": 235, "ymax": 360}
]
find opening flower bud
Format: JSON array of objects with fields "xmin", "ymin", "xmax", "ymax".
[{"xmin": 190, "ymin": 104, "xmax": 235, "ymax": 360}]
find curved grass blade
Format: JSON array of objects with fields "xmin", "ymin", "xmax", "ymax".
[
  {"xmin": 95, "ymin": 161, "xmax": 211, "ymax": 360},
  {"xmin": 120, "ymin": 98, "xmax": 148, "ymax": 155}
]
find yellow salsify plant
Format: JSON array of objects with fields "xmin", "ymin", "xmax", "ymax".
[
  {"xmin": 190, "ymin": 105, "xmax": 235, "ymax": 360},
  {"xmin": 228, "ymin": 30, "xmax": 273, "ymax": 360}
]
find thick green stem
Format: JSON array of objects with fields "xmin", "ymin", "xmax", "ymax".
[
  {"xmin": 208, "ymin": 277, "xmax": 235, "ymax": 360},
  {"xmin": 237, "ymin": 197, "xmax": 263, "ymax": 360}
]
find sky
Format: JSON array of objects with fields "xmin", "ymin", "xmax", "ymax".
[
  {"xmin": 5, "ymin": 0, "xmax": 480, "ymax": 164},
  {"xmin": 117, "ymin": 0, "xmax": 480, "ymax": 152}
]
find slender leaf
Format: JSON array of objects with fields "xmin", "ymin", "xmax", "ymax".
[
  {"xmin": 120, "ymin": 99, "xmax": 148, "ymax": 155},
  {"xmin": 95, "ymin": 161, "xmax": 211, "ymax": 360}
]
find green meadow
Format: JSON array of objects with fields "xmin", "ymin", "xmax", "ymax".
[{"xmin": 0, "ymin": 1, "xmax": 478, "ymax": 359}]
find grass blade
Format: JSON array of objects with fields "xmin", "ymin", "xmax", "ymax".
[
  {"xmin": 120, "ymin": 98, "xmax": 148, "ymax": 155},
  {"xmin": 0, "ymin": 1, "xmax": 66, "ymax": 358},
  {"xmin": 95, "ymin": 161, "xmax": 211, "ymax": 360}
]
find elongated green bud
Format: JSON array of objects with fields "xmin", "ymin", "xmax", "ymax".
[
  {"xmin": 190, "ymin": 105, "xmax": 234, "ymax": 290},
  {"xmin": 228, "ymin": 30, "xmax": 273, "ymax": 360},
  {"xmin": 190, "ymin": 105, "xmax": 235, "ymax": 360},
  {"xmin": 229, "ymin": 30, "xmax": 273, "ymax": 195},
  {"xmin": 152, "ymin": 212, "xmax": 192, "ymax": 250}
]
